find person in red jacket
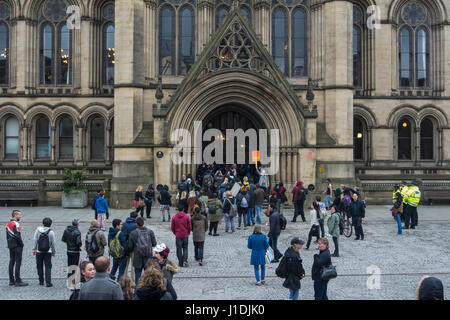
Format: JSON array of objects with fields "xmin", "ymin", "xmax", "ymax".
[{"xmin": 171, "ymin": 203, "xmax": 192, "ymax": 267}]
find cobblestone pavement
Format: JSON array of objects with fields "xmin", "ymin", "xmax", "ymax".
[{"xmin": 0, "ymin": 205, "xmax": 449, "ymax": 300}]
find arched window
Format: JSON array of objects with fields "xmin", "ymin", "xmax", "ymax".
[
  {"xmin": 4, "ymin": 116, "xmax": 18, "ymax": 158},
  {"xmin": 353, "ymin": 6, "xmax": 363, "ymax": 88},
  {"xmin": 179, "ymin": 6, "xmax": 195, "ymax": 76},
  {"xmin": 57, "ymin": 23, "xmax": 71, "ymax": 85},
  {"xmin": 398, "ymin": 1, "xmax": 430, "ymax": 89},
  {"xmin": 399, "ymin": 27, "xmax": 412, "ymax": 87},
  {"xmin": 102, "ymin": 3, "xmax": 115, "ymax": 85},
  {"xmin": 103, "ymin": 23, "xmax": 115, "ymax": 84},
  {"xmin": 36, "ymin": 116, "xmax": 50, "ymax": 158},
  {"xmin": 39, "ymin": 0, "xmax": 72, "ymax": 86},
  {"xmin": 292, "ymin": 8, "xmax": 307, "ymax": 77},
  {"xmin": 159, "ymin": 6, "xmax": 175, "ymax": 75},
  {"xmin": 0, "ymin": 2, "xmax": 10, "ymax": 86},
  {"xmin": 40, "ymin": 24, "xmax": 54, "ymax": 85},
  {"xmin": 90, "ymin": 117, "xmax": 105, "ymax": 160},
  {"xmin": 216, "ymin": 6, "xmax": 229, "ymax": 30},
  {"xmin": 59, "ymin": 117, "xmax": 73, "ymax": 159},
  {"xmin": 420, "ymin": 118, "xmax": 433, "ymax": 160},
  {"xmin": 416, "ymin": 27, "xmax": 429, "ymax": 88},
  {"xmin": 240, "ymin": 6, "xmax": 251, "ymax": 24},
  {"xmin": 398, "ymin": 118, "xmax": 412, "ymax": 160},
  {"xmin": 272, "ymin": 7, "xmax": 288, "ymax": 76},
  {"xmin": 353, "ymin": 117, "xmax": 365, "ymax": 161}
]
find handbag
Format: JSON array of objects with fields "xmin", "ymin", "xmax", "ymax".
[
  {"xmin": 138, "ymin": 198, "xmax": 145, "ymax": 208},
  {"xmin": 320, "ymin": 264, "xmax": 337, "ymax": 281},
  {"xmin": 265, "ymin": 248, "xmax": 274, "ymax": 264}
]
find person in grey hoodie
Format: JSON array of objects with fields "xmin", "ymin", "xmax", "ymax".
[
  {"xmin": 32, "ymin": 217, "xmax": 56, "ymax": 287},
  {"xmin": 86, "ymin": 220, "xmax": 107, "ymax": 264},
  {"xmin": 79, "ymin": 256, "xmax": 124, "ymax": 300}
]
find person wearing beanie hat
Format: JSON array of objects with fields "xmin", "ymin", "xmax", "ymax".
[
  {"xmin": 62, "ymin": 217, "xmax": 82, "ymax": 276},
  {"xmin": 277, "ymin": 236, "xmax": 305, "ymax": 300},
  {"xmin": 153, "ymin": 243, "xmax": 179, "ymax": 283},
  {"xmin": 415, "ymin": 276, "xmax": 444, "ymax": 300}
]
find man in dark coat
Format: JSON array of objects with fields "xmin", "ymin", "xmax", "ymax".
[
  {"xmin": 348, "ymin": 193, "xmax": 365, "ymax": 240},
  {"xmin": 268, "ymin": 198, "xmax": 283, "ymax": 262},
  {"xmin": 280, "ymin": 237, "xmax": 306, "ymax": 300},
  {"xmin": 61, "ymin": 218, "xmax": 82, "ymax": 276},
  {"xmin": 127, "ymin": 217, "xmax": 157, "ymax": 285}
]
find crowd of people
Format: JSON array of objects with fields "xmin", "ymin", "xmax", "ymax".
[{"xmin": 5, "ymin": 167, "xmax": 442, "ymax": 301}]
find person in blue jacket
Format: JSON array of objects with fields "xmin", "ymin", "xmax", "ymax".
[
  {"xmin": 108, "ymin": 219, "xmax": 127, "ymax": 281},
  {"xmin": 247, "ymin": 224, "xmax": 269, "ymax": 286},
  {"xmin": 95, "ymin": 191, "xmax": 109, "ymax": 231}
]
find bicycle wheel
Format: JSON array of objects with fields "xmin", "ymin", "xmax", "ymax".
[{"xmin": 343, "ymin": 220, "xmax": 352, "ymax": 237}]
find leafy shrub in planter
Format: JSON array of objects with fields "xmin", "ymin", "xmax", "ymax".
[{"xmin": 61, "ymin": 168, "xmax": 88, "ymax": 194}]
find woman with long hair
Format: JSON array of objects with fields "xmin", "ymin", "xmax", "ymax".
[
  {"xmin": 133, "ymin": 265, "xmax": 174, "ymax": 300},
  {"xmin": 118, "ymin": 276, "xmax": 135, "ymax": 300},
  {"xmin": 134, "ymin": 185, "xmax": 145, "ymax": 219},
  {"xmin": 247, "ymin": 224, "xmax": 269, "ymax": 286},
  {"xmin": 144, "ymin": 184, "xmax": 155, "ymax": 219}
]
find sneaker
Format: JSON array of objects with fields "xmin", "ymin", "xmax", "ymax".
[
  {"xmin": 255, "ymin": 281, "xmax": 262, "ymax": 286},
  {"xmin": 9, "ymin": 281, "xmax": 15, "ymax": 286},
  {"xmin": 237, "ymin": 226, "xmax": 241, "ymax": 230},
  {"xmin": 46, "ymin": 283, "xmax": 53, "ymax": 288},
  {"xmin": 305, "ymin": 247, "xmax": 309, "ymax": 250},
  {"xmin": 261, "ymin": 280, "xmax": 265, "ymax": 285},
  {"xmin": 183, "ymin": 262, "xmax": 189, "ymax": 267},
  {"xmin": 198, "ymin": 260, "xmax": 203, "ymax": 266},
  {"xmin": 14, "ymin": 281, "xmax": 28, "ymax": 287}
]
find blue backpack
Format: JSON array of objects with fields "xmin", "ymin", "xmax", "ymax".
[{"xmin": 178, "ymin": 182, "xmax": 186, "ymax": 191}]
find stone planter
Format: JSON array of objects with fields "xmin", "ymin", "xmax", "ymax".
[{"xmin": 62, "ymin": 190, "xmax": 88, "ymax": 208}]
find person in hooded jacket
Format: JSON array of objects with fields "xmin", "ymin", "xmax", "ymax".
[
  {"xmin": 122, "ymin": 211, "xmax": 138, "ymax": 281},
  {"xmin": 207, "ymin": 193, "xmax": 223, "ymax": 236},
  {"xmin": 153, "ymin": 243, "xmax": 179, "ymax": 283},
  {"xmin": 415, "ymin": 276, "xmax": 444, "ymax": 300},
  {"xmin": 62, "ymin": 218, "xmax": 82, "ymax": 276},
  {"xmin": 171, "ymin": 203, "xmax": 192, "ymax": 267},
  {"xmin": 86, "ymin": 220, "xmax": 107, "ymax": 264},
  {"xmin": 158, "ymin": 185, "xmax": 172, "ymax": 222},
  {"xmin": 108, "ymin": 219, "xmax": 128, "ymax": 281},
  {"xmin": 292, "ymin": 180, "xmax": 308, "ymax": 222},
  {"xmin": 144, "ymin": 184, "xmax": 155, "ymax": 219},
  {"xmin": 133, "ymin": 265, "xmax": 174, "ymax": 300},
  {"xmin": 280, "ymin": 237, "xmax": 306, "ymax": 300},
  {"xmin": 32, "ymin": 217, "xmax": 56, "ymax": 287},
  {"xmin": 191, "ymin": 207, "xmax": 208, "ymax": 266}
]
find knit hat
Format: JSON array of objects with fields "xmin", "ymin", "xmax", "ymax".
[
  {"xmin": 72, "ymin": 218, "xmax": 80, "ymax": 226},
  {"xmin": 335, "ymin": 187, "xmax": 342, "ymax": 195},
  {"xmin": 153, "ymin": 243, "xmax": 170, "ymax": 259}
]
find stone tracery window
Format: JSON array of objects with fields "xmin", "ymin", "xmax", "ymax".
[
  {"xmin": 353, "ymin": 6, "xmax": 362, "ymax": 88},
  {"xmin": 59, "ymin": 116, "xmax": 73, "ymax": 159},
  {"xmin": 39, "ymin": 0, "xmax": 72, "ymax": 86},
  {"xmin": 4, "ymin": 116, "xmax": 19, "ymax": 159},
  {"xmin": 397, "ymin": 117, "xmax": 413, "ymax": 160},
  {"xmin": 420, "ymin": 117, "xmax": 434, "ymax": 160},
  {"xmin": 272, "ymin": 1, "xmax": 309, "ymax": 78},
  {"xmin": 36, "ymin": 116, "xmax": 51, "ymax": 159},
  {"xmin": 0, "ymin": 1, "xmax": 9, "ymax": 86},
  {"xmin": 102, "ymin": 3, "xmax": 115, "ymax": 85},
  {"xmin": 398, "ymin": 1, "xmax": 430, "ymax": 89}
]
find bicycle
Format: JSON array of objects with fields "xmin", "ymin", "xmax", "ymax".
[{"xmin": 340, "ymin": 211, "xmax": 353, "ymax": 238}]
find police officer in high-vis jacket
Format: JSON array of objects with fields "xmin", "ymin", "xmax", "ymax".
[{"xmin": 404, "ymin": 181, "xmax": 421, "ymax": 229}]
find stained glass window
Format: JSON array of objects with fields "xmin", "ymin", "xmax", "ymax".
[
  {"xmin": 272, "ymin": 7, "xmax": 288, "ymax": 76},
  {"xmin": 416, "ymin": 27, "xmax": 428, "ymax": 88},
  {"xmin": 159, "ymin": 6, "xmax": 175, "ymax": 75},
  {"xmin": 40, "ymin": 24, "xmax": 54, "ymax": 85},
  {"xmin": 399, "ymin": 27, "xmax": 412, "ymax": 87},
  {"xmin": 103, "ymin": 23, "xmax": 115, "ymax": 84},
  {"xmin": 58, "ymin": 24, "xmax": 71, "ymax": 85},
  {"xmin": 179, "ymin": 6, "xmax": 195, "ymax": 75},
  {"xmin": 292, "ymin": 8, "xmax": 307, "ymax": 77},
  {"xmin": 216, "ymin": 6, "xmax": 229, "ymax": 30}
]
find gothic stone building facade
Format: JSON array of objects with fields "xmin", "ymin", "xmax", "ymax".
[{"xmin": 0, "ymin": 0, "xmax": 449, "ymax": 207}]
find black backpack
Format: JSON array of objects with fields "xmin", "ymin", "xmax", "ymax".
[
  {"xmin": 279, "ymin": 214, "xmax": 287, "ymax": 230},
  {"xmin": 296, "ymin": 188, "xmax": 305, "ymax": 202},
  {"xmin": 37, "ymin": 229, "xmax": 51, "ymax": 252},
  {"xmin": 85, "ymin": 230, "xmax": 100, "ymax": 255},
  {"xmin": 136, "ymin": 228, "xmax": 152, "ymax": 258},
  {"xmin": 275, "ymin": 256, "xmax": 289, "ymax": 278},
  {"xmin": 208, "ymin": 203, "xmax": 217, "ymax": 214}
]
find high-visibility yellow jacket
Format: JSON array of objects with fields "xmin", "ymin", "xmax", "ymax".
[
  {"xmin": 406, "ymin": 186, "xmax": 421, "ymax": 207},
  {"xmin": 400, "ymin": 186, "xmax": 409, "ymax": 204},
  {"xmin": 392, "ymin": 188, "xmax": 400, "ymax": 203}
]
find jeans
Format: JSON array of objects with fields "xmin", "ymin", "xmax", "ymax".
[
  {"xmin": 67, "ymin": 252, "xmax": 80, "ymax": 277},
  {"xmin": 176, "ymin": 237, "xmax": 189, "ymax": 266},
  {"xmin": 110, "ymin": 256, "xmax": 127, "ymax": 280},
  {"xmin": 318, "ymin": 219, "xmax": 325, "ymax": 238},
  {"xmin": 255, "ymin": 205, "xmax": 262, "ymax": 224},
  {"xmin": 253, "ymin": 265, "xmax": 265, "ymax": 282},
  {"xmin": 145, "ymin": 202, "xmax": 152, "ymax": 218},
  {"xmin": 396, "ymin": 214, "xmax": 403, "ymax": 235},
  {"xmin": 353, "ymin": 217, "xmax": 364, "ymax": 239},
  {"xmin": 269, "ymin": 232, "xmax": 282, "ymax": 260},
  {"xmin": 325, "ymin": 195, "xmax": 332, "ymax": 208},
  {"xmin": 289, "ymin": 289, "xmax": 300, "ymax": 300},
  {"xmin": 238, "ymin": 212, "xmax": 248, "ymax": 228},
  {"xmin": 36, "ymin": 252, "xmax": 52, "ymax": 285},
  {"xmin": 332, "ymin": 237, "xmax": 339, "ymax": 256},
  {"xmin": 225, "ymin": 214, "xmax": 235, "ymax": 232},
  {"xmin": 314, "ymin": 280, "xmax": 329, "ymax": 300},
  {"xmin": 194, "ymin": 241, "xmax": 204, "ymax": 261},
  {"xmin": 209, "ymin": 221, "xmax": 218, "ymax": 234},
  {"xmin": 247, "ymin": 208, "xmax": 256, "ymax": 225},
  {"xmin": 135, "ymin": 267, "xmax": 144, "ymax": 285}
]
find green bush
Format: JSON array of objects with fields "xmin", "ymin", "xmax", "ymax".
[{"xmin": 61, "ymin": 168, "xmax": 88, "ymax": 194}]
